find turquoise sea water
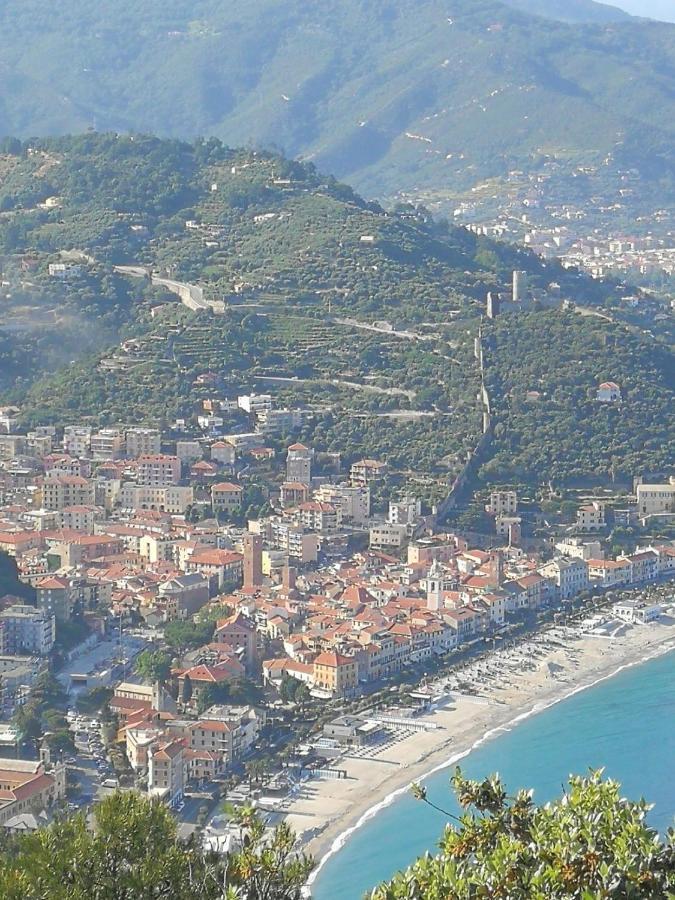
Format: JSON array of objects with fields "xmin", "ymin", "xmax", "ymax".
[{"xmin": 311, "ymin": 648, "xmax": 675, "ymax": 900}]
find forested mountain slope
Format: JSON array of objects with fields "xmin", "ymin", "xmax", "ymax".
[
  {"xmin": 0, "ymin": 134, "xmax": 671, "ymax": 489},
  {"xmin": 0, "ymin": 0, "xmax": 673, "ymax": 208},
  {"xmin": 481, "ymin": 311, "xmax": 675, "ymax": 485}
]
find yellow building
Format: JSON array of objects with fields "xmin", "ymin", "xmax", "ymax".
[{"xmin": 312, "ymin": 650, "xmax": 359, "ymax": 698}]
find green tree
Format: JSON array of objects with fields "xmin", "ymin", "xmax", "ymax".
[
  {"xmin": 373, "ymin": 770, "xmax": 675, "ymax": 899},
  {"xmin": 164, "ymin": 620, "xmax": 215, "ymax": 653},
  {"xmin": 12, "ymin": 701, "xmax": 42, "ymax": 746},
  {"xmin": 44, "ymin": 729, "xmax": 75, "ymax": 755},
  {"xmin": 135, "ymin": 650, "xmax": 172, "ymax": 684},
  {"xmin": 31, "ymin": 672, "xmax": 66, "ymax": 709},
  {"xmin": 279, "ymin": 674, "xmax": 300, "ymax": 703},
  {"xmin": 0, "ymin": 551, "xmax": 36, "ymax": 603},
  {"xmin": 0, "ymin": 791, "xmax": 312, "ymax": 899},
  {"xmin": 76, "ymin": 686, "xmax": 113, "ymax": 715}
]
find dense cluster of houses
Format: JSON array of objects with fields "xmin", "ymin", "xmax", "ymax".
[{"xmin": 0, "ymin": 412, "xmax": 673, "ymax": 811}]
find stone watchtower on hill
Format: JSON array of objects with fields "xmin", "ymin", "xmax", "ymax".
[{"xmin": 286, "ymin": 443, "xmax": 313, "ymax": 486}]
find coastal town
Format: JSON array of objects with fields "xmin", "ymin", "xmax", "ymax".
[{"xmin": 0, "ymin": 404, "xmax": 673, "ymax": 850}]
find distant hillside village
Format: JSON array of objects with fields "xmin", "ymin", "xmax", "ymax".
[{"xmin": 0, "ymin": 408, "xmax": 673, "ymax": 825}]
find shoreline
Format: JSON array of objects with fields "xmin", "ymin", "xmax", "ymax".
[{"xmin": 287, "ymin": 616, "xmax": 675, "ymax": 892}]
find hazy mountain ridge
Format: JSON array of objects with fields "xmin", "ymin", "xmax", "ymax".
[
  {"xmin": 0, "ymin": 0, "xmax": 674, "ymax": 209},
  {"xmin": 502, "ymin": 0, "xmax": 631, "ymax": 22}
]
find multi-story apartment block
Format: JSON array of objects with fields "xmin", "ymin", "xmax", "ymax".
[
  {"xmin": 369, "ymin": 523, "xmax": 407, "ymax": 549},
  {"xmin": 295, "ymin": 501, "xmax": 342, "ymax": 534},
  {"xmin": 90, "ymin": 428, "xmax": 126, "ymax": 461},
  {"xmin": 586, "ymin": 558, "xmax": 632, "ymax": 588},
  {"xmin": 135, "ymin": 455, "xmax": 181, "ymax": 486},
  {"xmin": 0, "ymin": 605, "xmax": 55, "ymax": 655},
  {"xmin": 42, "ymin": 474, "xmax": 95, "ymax": 511},
  {"xmin": 312, "ymin": 651, "xmax": 359, "ymax": 698},
  {"xmin": 350, "ymin": 459, "xmax": 388, "ymax": 487},
  {"xmin": 388, "ymin": 497, "xmax": 422, "ymax": 526},
  {"xmin": 238, "ymin": 394, "xmax": 272, "ymax": 416},
  {"xmin": 119, "ymin": 484, "xmax": 193, "ymax": 514},
  {"xmin": 35, "ymin": 575, "xmax": 73, "ymax": 622},
  {"xmin": 62, "ymin": 426, "xmax": 91, "ymax": 457},
  {"xmin": 257, "ymin": 408, "xmax": 305, "ymax": 434},
  {"xmin": 619, "ymin": 550, "xmax": 659, "ymax": 584},
  {"xmin": 538, "ymin": 556, "xmax": 589, "ymax": 601},
  {"xmin": 576, "ymin": 501, "xmax": 606, "ymax": 531},
  {"xmin": 185, "ymin": 549, "xmax": 244, "ymax": 591},
  {"xmin": 314, "ymin": 484, "xmax": 370, "ymax": 524},
  {"xmin": 211, "ymin": 482, "xmax": 243, "ymax": 515},
  {"xmin": 125, "ymin": 427, "xmax": 161, "ymax": 458},
  {"xmin": 267, "ymin": 518, "xmax": 319, "ymax": 563},
  {"xmin": 148, "ymin": 739, "xmax": 185, "ymax": 807},
  {"xmin": 0, "ymin": 756, "xmax": 66, "ymax": 826}
]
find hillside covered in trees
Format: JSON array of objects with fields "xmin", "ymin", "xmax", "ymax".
[
  {"xmin": 481, "ymin": 310, "xmax": 675, "ymax": 486},
  {"xmin": 0, "ymin": 134, "xmax": 671, "ymax": 490}
]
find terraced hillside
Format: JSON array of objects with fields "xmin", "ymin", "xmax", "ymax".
[{"xmin": 1, "ymin": 135, "xmax": 671, "ymax": 491}]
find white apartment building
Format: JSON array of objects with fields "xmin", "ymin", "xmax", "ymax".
[
  {"xmin": 257, "ymin": 408, "xmax": 305, "ymax": 434},
  {"xmin": 125, "ymin": 428, "xmax": 161, "ymax": 458},
  {"xmin": 315, "ymin": 484, "xmax": 370, "ymax": 524},
  {"xmin": 576, "ymin": 501, "xmax": 606, "ymax": 531},
  {"xmin": 267, "ymin": 518, "xmax": 318, "ymax": 563},
  {"xmin": 369, "ymin": 523, "xmax": 408, "ymax": 549},
  {"xmin": 388, "ymin": 497, "xmax": 422, "ymax": 526},
  {"xmin": 238, "ymin": 394, "xmax": 273, "ymax": 416},
  {"xmin": 539, "ymin": 557, "xmax": 589, "ymax": 601},
  {"xmin": 63, "ymin": 426, "xmax": 91, "ymax": 457}
]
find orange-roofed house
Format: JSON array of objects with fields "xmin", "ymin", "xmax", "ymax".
[
  {"xmin": 280, "ymin": 481, "xmax": 310, "ymax": 508},
  {"xmin": 185, "ymin": 548, "xmax": 243, "ymax": 591},
  {"xmin": 174, "ymin": 664, "xmax": 235, "ymax": 706},
  {"xmin": 596, "ymin": 381, "xmax": 622, "ymax": 403},
  {"xmin": 586, "ymin": 558, "xmax": 632, "ymax": 588},
  {"xmin": 214, "ymin": 611, "xmax": 258, "ymax": 673},
  {"xmin": 148, "ymin": 738, "xmax": 185, "ymax": 807},
  {"xmin": 35, "ymin": 575, "xmax": 72, "ymax": 622},
  {"xmin": 312, "ymin": 650, "xmax": 359, "ymax": 698},
  {"xmin": 211, "ymin": 482, "xmax": 243, "ymax": 515}
]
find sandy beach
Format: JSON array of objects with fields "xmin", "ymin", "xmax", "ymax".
[{"xmin": 277, "ymin": 609, "xmax": 675, "ymax": 882}]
